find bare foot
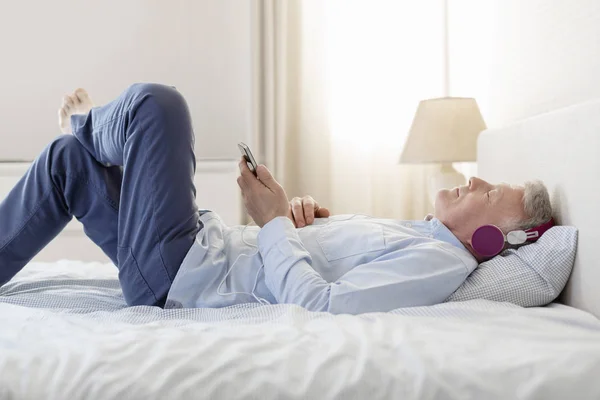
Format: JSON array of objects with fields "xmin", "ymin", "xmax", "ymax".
[{"xmin": 58, "ymin": 88, "xmax": 94, "ymax": 134}]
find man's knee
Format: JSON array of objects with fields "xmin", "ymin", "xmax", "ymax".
[
  {"xmin": 126, "ymin": 83, "xmax": 178, "ymax": 99},
  {"xmin": 126, "ymin": 83, "xmax": 187, "ymax": 115},
  {"xmin": 126, "ymin": 83, "xmax": 193, "ymax": 142}
]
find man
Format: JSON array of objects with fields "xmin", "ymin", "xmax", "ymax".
[{"xmin": 0, "ymin": 84, "xmax": 552, "ymax": 314}]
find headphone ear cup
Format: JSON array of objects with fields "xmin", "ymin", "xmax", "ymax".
[{"xmin": 471, "ymin": 225, "xmax": 505, "ymax": 257}]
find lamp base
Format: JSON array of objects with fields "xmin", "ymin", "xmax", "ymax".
[{"xmin": 428, "ymin": 163, "xmax": 467, "ymax": 205}]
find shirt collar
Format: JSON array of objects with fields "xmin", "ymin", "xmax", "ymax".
[{"xmin": 428, "ymin": 217, "xmax": 470, "ymax": 253}]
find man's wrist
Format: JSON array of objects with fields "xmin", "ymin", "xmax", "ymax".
[{"xmin": 258, "ymin": 212, "xmax": 288, "ymax": 228}]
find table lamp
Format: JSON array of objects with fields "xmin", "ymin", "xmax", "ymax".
[{"xmin": 400, "ymin": 97, "xmax": 486, "ymax": 204}]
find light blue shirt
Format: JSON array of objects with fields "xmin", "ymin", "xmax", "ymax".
[{"xmin": 166, "ymin": 212, "xmax": 478, "ymax": 315}]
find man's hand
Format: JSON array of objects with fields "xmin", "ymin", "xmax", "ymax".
[
  {"xmin": 287, "ymin": 196, "xmax": 331, "ymax": 227},
  {"xmin": 237, "ymin": 158, "xmax": 289, "ymax": 228}
]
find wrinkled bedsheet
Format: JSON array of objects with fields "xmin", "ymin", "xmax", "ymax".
[{"xmin": 1, "ymin": 261, "xmax": 600, "ymax": 400}]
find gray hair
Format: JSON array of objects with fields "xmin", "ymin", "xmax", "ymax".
[
  {"xmin": 499, "ymin": 180, "xmax": 552, "ymax": 233},
  {"xmin": 513, "ymin": 180, "xmax": 553, "ymax": 231}
]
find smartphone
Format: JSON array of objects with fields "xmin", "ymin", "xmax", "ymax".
[{"xmin": 238, "ymin": 142, "xmax": 258, "ymax": 176}]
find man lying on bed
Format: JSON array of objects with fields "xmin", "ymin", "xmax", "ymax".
[{"xmin": 0, "ymin": 84, "xmax": 553, "ymax": 314}]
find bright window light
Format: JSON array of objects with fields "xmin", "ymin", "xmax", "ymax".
[{"xmin": 325, "ymin": 0, "xmax": 445, "ymax": 156}]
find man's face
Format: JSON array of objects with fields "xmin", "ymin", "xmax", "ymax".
[{"xmin": 435, "ymin": 177, "xmax": 527, "ymax": 247}]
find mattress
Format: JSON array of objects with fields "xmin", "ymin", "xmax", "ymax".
[{"xmin": 1, "ymin": 261, "xmax": 600, "ymax": 400}]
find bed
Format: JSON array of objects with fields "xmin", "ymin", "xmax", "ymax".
[{"xmin": 2, "ymin": 100, "xmax": 600, "ymax": 399}]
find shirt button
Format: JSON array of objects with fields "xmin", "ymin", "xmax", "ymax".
[{"xmin": 404, "ymin": 223, "xmax": 412, "ymax": 228}]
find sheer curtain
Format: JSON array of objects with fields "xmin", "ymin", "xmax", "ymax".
[{"xmin": 252, "ymin": 0, "xmax": 445, "ymax": 219}]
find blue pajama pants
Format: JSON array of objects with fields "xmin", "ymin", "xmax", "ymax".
[{"xmin": 0, "ymin": 83, "xmax": 201, "ymax": 306}]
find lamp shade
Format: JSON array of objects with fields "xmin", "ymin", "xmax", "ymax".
[{"xmin": 399, "ymin": 97, "xmax": 486, "ymax": 163}]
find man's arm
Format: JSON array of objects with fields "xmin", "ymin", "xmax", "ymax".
[
  {"xmin": 236, "ymin": 159, "xmax": 469, "ymax": 314},
  {"xmin": 236, "ymin": 160, "xmax": 331, "ymax": 310}
]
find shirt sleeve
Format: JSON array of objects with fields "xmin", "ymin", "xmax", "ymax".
[{"xmin": 257, "ymin": 217, "xmax": 470, "ymax": 315}]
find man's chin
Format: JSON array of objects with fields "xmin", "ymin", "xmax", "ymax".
[{"xmin": 433, "ymin": 189, "xmax": 450, "ymax": 214}]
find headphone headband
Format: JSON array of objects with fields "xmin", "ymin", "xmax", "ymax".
[
  {"xmin": 524, "ymin": 218, "xmax": 555, "ymax": 242},
  {"xmin": 471, "ymin": 218, "xmax": 555, "ymax": 258}
]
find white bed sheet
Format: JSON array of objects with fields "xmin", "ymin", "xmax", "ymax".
[{"xmin": 1, "ymin": 261, "xmax": 600, "ymax": 400}]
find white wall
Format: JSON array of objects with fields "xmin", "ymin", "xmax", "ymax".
[
  {"xmin": 0, "ymin": 0, "xmax": 252, "ymax": 160},
  {"xmin": 448, "ymin": 0, "xmax": 600, "ymax": 127}
]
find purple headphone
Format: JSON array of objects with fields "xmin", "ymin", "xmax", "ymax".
[{"xmin": 471, "ymin": 218, "xmax": 555, "ymax": 258}]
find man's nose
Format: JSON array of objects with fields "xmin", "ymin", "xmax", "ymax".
[{"xmin": 468, "ymin": 177, "xmax": 487, "ymax": 189}]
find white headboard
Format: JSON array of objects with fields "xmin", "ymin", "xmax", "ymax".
[{"xmin": 478, "ymin": 99, "xmax": 600, "ymax": 318}]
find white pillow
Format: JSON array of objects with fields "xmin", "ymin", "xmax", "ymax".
[{"xmin": 446, "ymin": 226, "xmax": 578, "ymax": 307}]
